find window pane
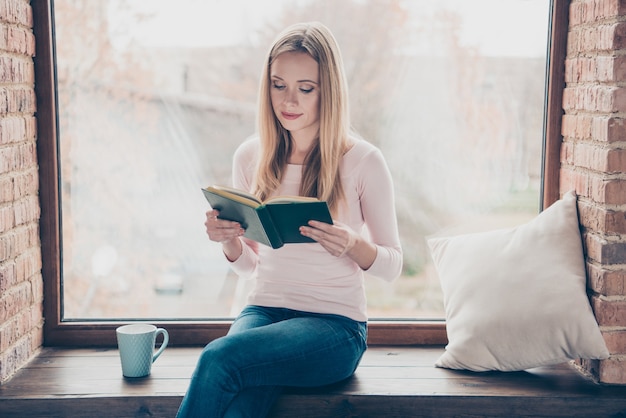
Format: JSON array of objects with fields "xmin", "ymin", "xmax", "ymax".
[{"xmin": 55, "ymin": 0, "xmax": 550, "ymax": 320}]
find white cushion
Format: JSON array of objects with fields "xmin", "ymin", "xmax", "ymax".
[{"xmin": 428, "ymin": 190, "xmax": 609, "ymax": 372}]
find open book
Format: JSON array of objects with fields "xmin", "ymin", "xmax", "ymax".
[{"xmin": 201, "ymin": 185, "xmax": 333, "ymax": 249}]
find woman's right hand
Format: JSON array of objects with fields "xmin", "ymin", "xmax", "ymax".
[
  {"xmin": 205, "ymin": 210, "xmax": 245, "ymax": 262},
  {"xmin": 204, "ymin": 210, "xmax": 244, "ymax": 244}
]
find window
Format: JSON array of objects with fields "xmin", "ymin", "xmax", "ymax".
[{"xmin": 36, "ymin": 0, "xmax": 562, "ymax": 346}]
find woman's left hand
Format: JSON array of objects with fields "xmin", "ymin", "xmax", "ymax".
[
  {"xmin": 299, "ymin": 220, "xmax": 357, "ymax": 257},
  {"xmin": 301, "ymin": 220, "xmax": 377, "ymax": 270}
]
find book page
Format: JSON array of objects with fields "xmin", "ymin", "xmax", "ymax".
[
  {"xmin": 206, "ymin": 185, "xmax": 262, "ymax": 207},
  {"xmin": 265, "ymin": 195, "xmax": 320, "ymax": 204}
]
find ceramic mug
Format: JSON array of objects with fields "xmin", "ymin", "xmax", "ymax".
[{"xmin": 116, "ymin": 323, "xmax": 169, "ymax": 378}]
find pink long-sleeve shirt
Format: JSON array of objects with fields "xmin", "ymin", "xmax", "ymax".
[{"xmin": 227, "ymin": 137, "xmax": 403, "ymax": 322}]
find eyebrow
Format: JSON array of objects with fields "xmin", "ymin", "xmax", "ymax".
[{"xmin": 271, "ymin": 75, "xmax": 319, "ymax": 84}]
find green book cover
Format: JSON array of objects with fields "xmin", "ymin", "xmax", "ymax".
[{"xmin": 202, "ymin": 186, "xmax": 333, "ymax": 249}]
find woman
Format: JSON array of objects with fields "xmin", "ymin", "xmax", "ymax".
[{"xmin": 177, "ymin": 22, "xmax": 402, "ymax": 418}]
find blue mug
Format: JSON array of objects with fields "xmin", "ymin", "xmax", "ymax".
[{"xmin": 116, "ymin": 323, "xmax": 169, "ymax": 378}]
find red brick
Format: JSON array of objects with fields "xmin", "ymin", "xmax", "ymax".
[
  {"xmin": 30, "ymin": 273, "xmax": 43, "ymax": 304},
  {"xmin": 562, "ymin": 87, "xmax": 577, "ymax": 111},
  {"xmin": 564, "ymin": 57, "xmax": 599, "ymax": 82},
  {"xmin": 588, "ymin": 262, "xmax": 626, "ymax": 296},
  {"xmin": 0, "ymin": 302, "xmax": 41, "ymax": 344},
  {"xmin": 583, "ymin": 232, "xmax": 603, "ymax": 262},
  {"xmin": 561, "ymin": 114, "xmax": 576, "ymax": 137},
  {"xmin": 591, "ymin": 116, "xmax": 626, "ymax": 143},
  {"xmin": 561, "ymin": 114, "xmax": 593, "ymax": 139},
  {"xmin": 570, "ymin": 22, "xmax": 626, "ymax": 53},
  {"xmin": 602, "ymin": 116, "xmax": 621, "ymax": 141},
  {"xmin": 569, "ymin": 1, "xmax": 584, "ymax": 26},
  {"xmin": 0, "ymin": 281, "xmax": 32, "ymax": 323},
  {"xmin": 577, "ymin": 358, "xmax": 603, "ymax": 382},
  {"xmin": 0, "ymin": 23, "xmax": 35, "ymax": 56},
  {"xmin": 579, "ymin": 114, "xmax": 594, "ymax": 138},
  {"xmin": 0, "ymin": 141, "xmax": 37, "ymax": 172},
  {"xmin": 0, "ymin": 335, "xmax": 35, "ymax": 383},
  {"xmin": 0, "ymin": 234, "xmax": 10, "ymax": 262},
  {"xmin": 591, "ymin": 176, "xmax": 626, "ymax": 205},
  {"xmin": 26, "ymin": 223, "xmax": 38, "ymax": 248},
  {"xmin": 611, "ymin": 55, "xmax": 626, "ymax": 80},
  {"xmin": 615, "ymin": 21, "xmax": 626, "ymax": 49},
  {"xmin": 13, "ymin": 195, "xmax": 39, "ymax": 226},
  {"xmin": 606, "ymin": 147, "xmax": 626, "ymax": 172},
  {"xmin": 598, "ymin": 356, "xmax": 626, "ymax": 384},
  {"xmin": 581, "ymin": 25, "xmax": 606, "ymax": 51},
  {"xmin": 567, "ymin": 27, "xmax": 582, "ymax": 54},
  {"xmin": 602, "ymin": 329, "xmax": 626, "ymax": 354},
  {"xmin": 0, "ymin": 88, "xmax": 36, "ymax": 115},
  {"xmin": 563, "ymin": 58, "xmax": 575, "ymax": 83},
  {"xmin": 0, "ymin": 1, "xmax": 32, "ymax": 26},
  {"xmin": 0, "ymin": 260, "xmax": 15, "ymax": 293},
  {"xmin": 0, "ymin": 142, "xmax": 39, "ymax": 173},
  {"xmin": 13, "ymin": 169, "xmax": 37, "ymax": 199},
  {"xmin": 0, "ymin": 56, "xmax": 33, "ymax": 84},
  {"xmin": 561, "ymin": 141, "xmax": 575, "ymax": 165},
  {"xmin": 574, "ymin": 54, "xmax": 626, "ymax": 82},
  {"xmin": 568, "ymin": 173, "xmax": 626, "ymax": 205},
  {"xmin": 24, "ymin": 115, "xmax": 35, "ymax": 139},
  {"xmin": 0, "ymin": 176, "xmax": 12, "ymax": 202},
  {"xmin": 571, "ymin": 143, "xmax": 602, "ymax": 170},
  {"xmin": 579, "ymin": 200, "xmax": 626, "ymax": 234},
  {"xmin": 0, "ymin": 230, "xmax": 27, "ymax": 263},
  {"xmin": 571, "ymin": 142, "xmax": 626, "ymax": 173},
  {"xmin": 0, "ymin": 116, "xmax": 24, "ymax": 144},
  {"xmin": 29, "ymin": 327, "xmax": 42, "ymax": 351},
  {"xmin": 0, "ymin": 307, "xmax": 35, "ymax": 352},
  {"xmin": 0, "ymin": 204, "xmax": 14, "ymax": 233},
  {"xmin": 584, "ymin": 232, "xmax": 626, "ymax": 264},
  {"xmin": 592, "ymin": 296, "xmax": 626, "ymax": 327},
  {"xmin": 13, "ymin": 225, "xmax": 33, "ymax": 256},
  {"xmin": 571, "ymin": 0, "xmax": 626, "ymax": 24},
  {"xmin": 15, "ymin": 249, "xmax": 41, "ymax": 283},
  {"xmin": 30, "ymin": 304, "xmax": 42, "ymax": 330},
  {"xmin": 611, "ymin": 85, "xmax": 626, "ymax": 112},
  {"xmin": 5, "ymin": 25, "xmax": 35, "ymax": 56},
  {"xmin": 559, "ymin": 167, "xmax": 591, "ymax": 197},
  {"xmin": 562, "ymin": 85, "xmax": 626, "ymax": 113}
]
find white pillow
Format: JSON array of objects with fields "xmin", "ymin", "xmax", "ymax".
[{"xmin": 428, "ymin": 190, "xmax": 609, "ymax": 372}]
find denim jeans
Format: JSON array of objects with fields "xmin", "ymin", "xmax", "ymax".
[{"xmin": 176, "ymin": 305, "xmax": 367, "ymax": 418}]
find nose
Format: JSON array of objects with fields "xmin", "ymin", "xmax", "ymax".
[{"xmin": 284, "ymin": 88, "xmax": 298, "ymax": 106}]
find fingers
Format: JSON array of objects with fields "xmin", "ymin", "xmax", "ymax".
[
  {"xmin": 205, "ymin": 210, "xmax": 244, "ymax": 243},
  {"xmin": 300, "ymin": 220, "xmax": 354, "ymax": 257}
]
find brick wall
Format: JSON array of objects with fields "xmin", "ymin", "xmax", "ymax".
[
  {"xmin": 563, "ymin": 0, "xmax": 626, "ymax": 384},
  {"xmin": 0, "ymin": 0, "xmax": 42, "ymax": 384}
]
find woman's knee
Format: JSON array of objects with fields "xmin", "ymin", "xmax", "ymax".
[{"xmin": 195, "ymin": 338, "xmax": 239, "ymax": 385}]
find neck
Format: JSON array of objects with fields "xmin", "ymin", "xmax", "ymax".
[{"xmin": 288, "ymin": 132, "xmax": 317, "ymax": 165}]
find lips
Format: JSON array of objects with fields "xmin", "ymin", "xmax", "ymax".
[{"xmin": 281, "ymin": 111, "xmax": 302, "ymax": 120}]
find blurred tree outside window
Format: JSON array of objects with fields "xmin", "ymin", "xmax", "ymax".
[{"xmin": 54, "ymin": 0, "xmax": 550, "ymax": 320}]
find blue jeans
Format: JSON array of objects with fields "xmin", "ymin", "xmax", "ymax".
[{"xmin": 176, "ymin": 305, "xmax": 367, "ymax": 418}]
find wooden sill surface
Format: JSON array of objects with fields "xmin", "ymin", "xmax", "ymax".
[{"xmin": 1, "ymin": 346, "xmax": 625, "ymax": 417}]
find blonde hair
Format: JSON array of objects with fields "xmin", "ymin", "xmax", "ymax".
[{"xmin": 254, "ymin": 22, "xmax": 350, "ymax": 214}]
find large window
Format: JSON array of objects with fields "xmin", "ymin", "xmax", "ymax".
[{"xmin": 37, "ymin": 0, "xmax": 561, "ymax": 346}]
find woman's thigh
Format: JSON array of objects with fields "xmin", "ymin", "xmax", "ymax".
[
  {"xmin": 212, "ymin": 308, "xmax": 367, "ymax": 388},
  {"xmin": 227, "ymin": 305, "xmax": 279, "ymax": 335}
]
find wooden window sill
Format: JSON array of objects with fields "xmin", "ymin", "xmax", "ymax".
[{"xmin": 1, "ymin": 346, "xmax": 625, "ymax": 417}]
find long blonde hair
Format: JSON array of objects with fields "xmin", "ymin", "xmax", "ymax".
[{"xmin": 254, "ymin": 22, "xmax": 350, "ymax": 214}]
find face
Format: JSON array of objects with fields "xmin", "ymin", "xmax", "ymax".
[{"xmin": 269, "ymin": 51, "xmax": 320, "ymax": 141}]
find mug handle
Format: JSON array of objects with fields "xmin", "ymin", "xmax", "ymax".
[{"xmin": 152, "ymin": 328, "xmax": 169, "ymax": 363}]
